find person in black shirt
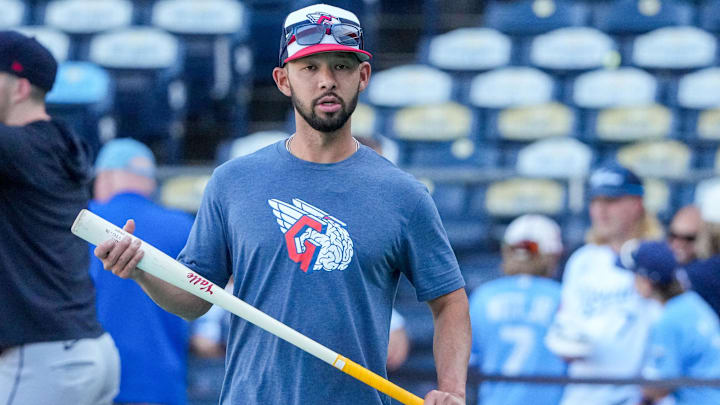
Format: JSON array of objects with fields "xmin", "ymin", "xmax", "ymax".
[{"xmin": 0, "ymin": 30, "xmax": 119, "ymax": 405}]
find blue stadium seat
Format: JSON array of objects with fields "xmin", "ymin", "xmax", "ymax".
[
  {"xmin": 419, "ymin": 28, "xmax": 512, "ymax": 85},
  {"xmin": 88, "ymin": 27, "xmax": 186, "ymax": 163},
  {"xmin": 592, "ymin": 0, "xmax": 694, "ymax": 35},
  {"xmin": 14, "ymin": 26, "xmax": 70, "ymax": 63},
  {"xmin": 629, "ymin": 26, "xmax": 717, "ymax": 73},
  {"xmin": 515, "ymin": 137, "xmax": 594, "ymax": 179},
  {"xmin": 672, "ymin": 68, "xmax": 720, "ymax": 152},
  {"xmin": 480, "ymin": 177, "xmax": 568, "ymax": 219},
  {"xmin": 152, "ymin": 0, "xmax": 251, "ymax": 141},
  {"xmin": 483, "ymin": 0, "xmax": 590, "ymax": 37},
  {"xmin": 215, "ymin": 130, "xmax": 288, "ymax": 164},
  {"xmin": 700, "ymin": 0, "xmax": 720, "ymax": 32},
  {"xmin": 468, "ymin": 67, "xmax": 556, "ymax": 110},
  {"xmin": 46, "ymin": 61, "xmax": 114, "ymax": 159},
  {"xmin": 526, "ymin": 26, "xmax": 619, "ymax": 99},
  {"xmin": 43, "ymin": 0, "xmax": 134, "ymax": 60},
  {"xmin": 0, "ymin": 0, "xmax": 27, "ymax": 28}
]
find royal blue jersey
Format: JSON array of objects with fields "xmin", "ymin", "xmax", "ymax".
[
  {"xmin": 90, "ymin": 193, "xmax": 194, "ymax": 405},
  {"xmin": 642, "ymin": 291, "xmax": 720, "ymax": 405},
  {"xmin": 177, "ymin": 142, "xmax": 464, "ymax": 405},
  {"xmin": 469, "ymin": 275, "xmax": 566, "ymax": 405}
]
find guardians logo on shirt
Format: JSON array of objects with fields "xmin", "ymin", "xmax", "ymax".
[{"xmin": 268, "ymin": 198, "xmax": 354, "ymax": 273}]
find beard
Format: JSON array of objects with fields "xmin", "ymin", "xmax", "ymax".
[{"xmin": 290, "ymin": 85, "xmax": 359, "ymax": 133}]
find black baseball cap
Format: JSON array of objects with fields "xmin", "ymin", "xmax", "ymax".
[{"xmin": 0, "ymin": 30, "xmax": 57, "ymax": 92}]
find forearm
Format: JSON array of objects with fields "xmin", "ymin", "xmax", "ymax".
[
  {"xmin": 430, "ymin": 289, "xmax": 471, "ymax": 398},
  {"xmin": 134, "ymin": 271, "xmax": 213, "ymax": 320}
]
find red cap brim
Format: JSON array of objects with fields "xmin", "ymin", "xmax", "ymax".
[{"xmin": 283, "ymin": 44, "xmax": 372, "ymax": 64}]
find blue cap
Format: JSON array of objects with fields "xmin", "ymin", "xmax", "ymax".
[
  {"xmin": 0, "ymin": 30, "xmax": 57, "ymax": 92},
  {"xmin": 95, "ymin": 138, "xmax": 155, "ymax": 179},
  {"xmin": 620, "ymin": 240, "xmax": 678, "ymax": 285},
  {"xmin": 588, "ymin": 162, "xmax": 644, "ymax": 198}
]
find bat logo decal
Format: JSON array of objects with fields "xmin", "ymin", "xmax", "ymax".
[{"xmin": 268, "ymin": 198, "xmax": 354, "ymax": 273}]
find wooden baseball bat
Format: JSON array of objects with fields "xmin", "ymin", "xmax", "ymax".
[{"xmin": 71, "ymin": 209, "xmax": 424, "ymax": 405}]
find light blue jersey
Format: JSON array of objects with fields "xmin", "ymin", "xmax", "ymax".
[
  {"xmin": 643, "ymin": 291, "xmax": 720, "ymax": 405},
  {"xmin": 177, "ymin": 142, "xmax": 464, "ymax": 405},
  {"xmin": 470, "ymin": 275, "xmax": 566, "ymax": 405}
]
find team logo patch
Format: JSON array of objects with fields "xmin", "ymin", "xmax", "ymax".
[
  {"xmin": 268, "ymin": 198, "xmax": 354, "ymax": 273},
  {"xmin": 306, "ymin": 12, "xmax": 340, "ymax": 25}
]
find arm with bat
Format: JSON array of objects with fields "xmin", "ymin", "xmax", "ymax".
[{"xmin": 93, "ymin": 218, "xmax": 212, "ymax": 320}]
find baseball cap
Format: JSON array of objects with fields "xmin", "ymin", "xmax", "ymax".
[
  {"xmin": 588, "ymin": 162, "xmax": 644, "ymax": 198},
  {"xmin": 619, "ymin": 240, "xmax": 678, "ymax": 286},
  {"xmin": 0, "ymin": 30, "xmax": 58, "ymax": 92},
  {"xmin": 279, "ymin": 4, "xmax": 372, "ymax": 66},
  {"xmin": 504, "ymin": 214, "xmax": 563, "ymax": 255},
  {"xmin": 95, "ymin": 138, "xmax": 156, "ymax": 179}
]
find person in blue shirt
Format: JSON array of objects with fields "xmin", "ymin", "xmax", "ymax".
[
  {"xmin": 469, "ymin": 214, "xmax": 567, "ymax": 405},
  {"xmin": 89, "ymin": 138, "xmax": 195, "ymax": 405},
  {"xmin": 91, "ymin": 4, "xmax": 470, "ymax": 405},
  {"xmin": 620, "ymin": 240, "xmax": 720, "ymax": 405}
]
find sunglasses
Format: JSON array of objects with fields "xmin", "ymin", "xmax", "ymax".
[
  {"xmin": 668, "ymin": 231, "xmax": 697, "ymax": 242},
  {"xmin": 280, "ymin": 22, "xmax": 364, "ymax": 65}
]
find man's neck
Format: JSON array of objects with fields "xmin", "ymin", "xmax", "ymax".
[
  {"xmin": 289, "ymin": 116, "xmax": 357, "ymax": 163},
  {"xmin": 5, "ymin": 104, "xmax": 51, "ymax": 126}
]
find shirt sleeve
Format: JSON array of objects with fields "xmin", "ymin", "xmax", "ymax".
[
  {"xmin": 399, "ymin": 191, "xmax": 465, "ymax": 302},
  {"xmin": 177, "ymin": 173, "xmax": 232, "ymax": 288}
]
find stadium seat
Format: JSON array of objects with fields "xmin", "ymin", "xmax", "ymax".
[
  {"xmin": 152, "ymin": 0, "xmax": 251, "ymax": 152},
  {"xmin": 468, "ymin": 67, "xmax": 558, "ymax": 162},
  {"xmin": 673, "ymin": 68, "xmax": 720, "ymax": 147},
  {"xmin": 642, "ymin": 177, "xmax": 673, "ymax": 222},
  {"xmin": 14, "ymin": 26, "xmax": 70, "ymax": 63},
  {"xmin": 700, "ymin": 0, "xmax": 720, "ymax": 32},
  {"xmin": 215, "ymin": 130, "xmax": 288, "ymax": 164},
  {"xmin": 46, "ymin": 61, "xmax": 114, "ymax": 159},
  {"xmin": 483, "ymin": 0, "xmax": 590, "ymax": 37},
  {"xmin": 515, "ymin": 137, "xmax": 594, "ymax": 179},
  {"xmin": 527, "ymin": 26, "xmax": 620, "ymax": 102},
  {"xmin": 420, "ymin": 28, "xmax": 511, "ymax": 81},
  {"xmin": 479, "ymin": 177, "xmax": 567, "ymax": 218},
  {"xmin": 592, "ymin": 0, "xmax": 694, "ymax": 36},
  {"xmin": 159, "ymin": 173, "xmax": 211, "ymax": 214},
  {"xmin": 571, "ymin": 67, "xmax": 671, "ymax": 144},
  {"xmin": 616, "ymin": 140, "xmax": 692, "ymax": 179},
  {"xmin": 367, "ymin": 64, "xmax": 454, "ymax": 108},
  {"xmin": 43, "ymin": 0, "xmax": 134, "ymax": 60},
  {"xmin": 0, "ymin": 0, "xmax": 27, "ymax": 28},
  {"xmin": 387, "ymin": 102, "xmax": 494, "ymax": 168},
  {"xmin": 630, "ymin": 26, "xmax": 717, "ymax": 72},
  {"xmin": 88, "ymin": 27, "xmax": 186, "ymax": 163},
  {"xmin": 468, "ymin": 67, "xmax": 556, "ymax": 109}
]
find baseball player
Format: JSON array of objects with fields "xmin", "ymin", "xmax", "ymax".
[
  {"xmin": 93, "ymin": 4, "xmax": 470, "ymax": 405},
  {"xmin": 469, "ymin": 214, "xmax": 567, "ymax": 405},
  {"xmin": 0, "ymin": 31, "xmax": 119, "ymax": 404},
  {"xmin": 545, "ymin": 162, "xmax": 664, "ymax": 405},
  {"xmin": 621, "ymin": 240, "xmax": 720, "ymax": 405}
]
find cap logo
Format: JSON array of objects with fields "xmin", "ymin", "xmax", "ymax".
[
  {"xmin": 306, "ymin": 12, "xmax": 340, "ymax": 25},
  {"xmin": 590, "ymin": 170, "xmax": 623, "ymax": 188},
  {"xmin": 11, "ymin": 61, "xmax": 23, "ymax": 73}
]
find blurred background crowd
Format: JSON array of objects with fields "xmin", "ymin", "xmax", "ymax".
[{"xmin": 5, "ymin": 0, "xmax": 720, "ymax": 403}]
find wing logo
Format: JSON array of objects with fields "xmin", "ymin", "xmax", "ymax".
[
  {"xmin": 268, "ymin": 198, "xmax": 354, "ymax": 273},
  {"xmin": 306, "ymin": 12, "xmax": 340, "ymax": 25}
]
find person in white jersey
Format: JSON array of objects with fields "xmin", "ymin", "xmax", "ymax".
[{"xmin": 545, "ymin": 162, "xmax": 664, "ymax": 405}]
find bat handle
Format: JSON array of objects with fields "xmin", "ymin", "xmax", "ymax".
[{"xmin": 333, "ymin": 356, "xmax": 425, "ymax": 405}]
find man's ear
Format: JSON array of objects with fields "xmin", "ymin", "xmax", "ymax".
[
  {"xmin": 11, "ymin": 78, "xmax": 32, "ymax": 104},
  {"xmin": 358, "ymin": 61, "xmax": 372, "ymax": 92},
  {"xmin": 273, "ymin": 66, "xmax": 292, "ymax": 97}
]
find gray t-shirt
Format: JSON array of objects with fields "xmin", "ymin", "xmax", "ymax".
[{"xmin": 178, "ymin": 141, "xmax": 464, "ymax": 404}]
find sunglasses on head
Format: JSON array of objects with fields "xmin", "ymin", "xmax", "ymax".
[
  {"xmin": 280, "ymin": 22, "xmax": 364, "ymax": 62},
  {"xmin": 668, "ymin": 231, "xmax": 696, "ymax": 242}
]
